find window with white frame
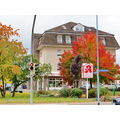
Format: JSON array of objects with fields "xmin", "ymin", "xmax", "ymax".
[
  {"xmin": 101, "ymin": 37, "xmax": 106, "ymax": 46},
  {"xmin": 57, "ymin": 35, "xmax": 62, "ymax": 43},
  {"xmin": 65, "ymin": 36, "xmax": 71, "ymax": 44},
  {"xmin": 57, "ymin": 49, "xmax": 63, "ymax": 56},
  {"xmin": 49, "ymin": 78, "xmax": 63, "ymax": 87},
  {"xmin": 57, "ymin": 63, "xmax": 61, "ymax": 71},
  {"xmin": 49, "ymin": 78, "xmax": 55, "ymax": 87}
]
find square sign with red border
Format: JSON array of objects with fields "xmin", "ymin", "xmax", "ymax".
[{"xmin": 81, "ymin": 63, "xmax": 93, "ymax": 78}]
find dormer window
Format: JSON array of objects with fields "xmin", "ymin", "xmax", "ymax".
[
  {"xmin": 65, "ymin": 36, "xmax": 71, "ymax": 44},
  {"xmin": 57, "ymin": 35, "xmax": 62, "ymax": 43},
  {"xmin": 73, "ymin": 24, "xmax": 84, "ymax": 32},
  {"xmin": 88, "ymin": 28, "xmax": 92, "ymax": 31},
  {"xmin": 62, "ymin": 26, "xmax": 67, "ymax": 29}
]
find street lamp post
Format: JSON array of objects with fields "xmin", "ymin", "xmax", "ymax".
[
  {"xmin": 96, "ymin": 15, "xmax": 100, "ymax": 105},
  {"xmin": 30, "ymin": 15, "xmax": 36, "ymax": 104}
]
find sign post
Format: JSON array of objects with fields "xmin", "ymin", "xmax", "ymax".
[
  {"xmin": 86, "ymin": 78, "xmax": 89, "ymax": 99},
  {"xmin": 81, "ymin": 63, "xmax": 93, "ymax": 99}
]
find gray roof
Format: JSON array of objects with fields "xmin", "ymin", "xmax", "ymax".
[
  {"xmin": 33, "ymin": 33, "xmax": 42, "ymax": 58},
  {"xmin": 33, "ymin": 22, "xmax": 120, "ymax": 53},
  {"xmin": 46, "ymin": 22, "xmax": 114, "ymax": 35}
]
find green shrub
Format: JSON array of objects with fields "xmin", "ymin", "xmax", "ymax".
[
  {"xmin": 100, "ymin": 88, "xmax": 109, "ymax": 96},
  {"xmin": 88, "ymin": 88, "xmax": 109, "ymax": 98},
  {"xmin": 38, "ymin": 90, "xmax": 50, "ymax": 95},
  {"xmin": 101, "ymin": 95, "xmax": 113, "ymax": 102},
  {"xmin": 88, "ymin": 88, "xmax": 97, "ymax": 98},
  {"xmin": 34, "ymin": 90, "xmax": 60, "ymax": 97},
  {"xmin": 70, "ymin": 88, "xmax": 83, "ymax": 98},
  {"xmin": 39, "ymin": 94, "xmax": 54, "ymax": 97},
  {"xmin": 59, "ymin": 88, "xmax": 71, "ymax": 97},
  {"xmin": 33, "ymin": 91, "xmax": 39, "ymax": 97},
  {"xmin": 46, "ymin": 90, "xmax": 60, "ymax": 97}
]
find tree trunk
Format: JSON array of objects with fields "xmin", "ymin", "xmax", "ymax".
[
  {"xmin": 0, "ymin": 88, "xmax": 5, "ymax": 97},
  {"xmin": 90, "ymin": 79, "xmax": 93, "ymax": 89},
  {"xmin": 2, "ymin": 91, "xmax": 6, "ymax": 97},
  {"xmin": 0, "ymin": 89, "xmax": 6, "ymax": 97},
  {"xmin": 74, "ymin": 79, "xmax": 78, "ymax": 88},
  {"xmin": 12, "ymin": 87, "xmax": 17, "ymax": 97},
  {"xmin": 40, "ymin": 80, "xmax": 42, "ymax": 91},
  {"xmin": 73, "ymin": 75, "xmax": 78, "ymax": 88},
  {"xmin": 1, "ymin": 76, "xmax": 6, "ymax": 97}
]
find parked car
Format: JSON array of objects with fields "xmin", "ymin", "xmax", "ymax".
[
  {"xmin": 11, "ymin": 85, "xmax": 23, "ymax": 93},
  {"xmin": 101, "ymin": 84, "xmax": 116, "ymax": 90},
  {"xmin": 80, "ymin": 84, "xmax": 96, "ymax": 89},
  {"xmin": 112, "ymin": 98, "xmax": 120, "ymax": 105},
  {"xmin": 22, "ymin": 84, "xmax": 27, "ymax": 89},
  {"xmin": 101, "ymin": 84, "xmax": 120, "ymax": 91},
  {"xmin": 6, "ymin": 83, "xmax": 12, "ymax": 91},
  {"xmin": 116, "ymin": 84, "xmax": 120, "ymax": 91}
]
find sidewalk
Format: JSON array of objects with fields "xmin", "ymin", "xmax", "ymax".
[
  {"xmin": 67, "ymin": 102, "xmax": 112, "ymax": 105},
  {"xmin": 29, "ymin": 102, "xmax": 112, "ymax": 105}
]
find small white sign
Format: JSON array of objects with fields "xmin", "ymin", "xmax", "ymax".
[{"xmin": 81, "ymin": 63, "xmax": 93, "ymax": 78}]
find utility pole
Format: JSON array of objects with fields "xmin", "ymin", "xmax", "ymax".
[
  {"xmin": 30, "ymin": 15, "xmax": 36, "ymax": 104},
  {"xmin": 96, "ymin": 15, "xmax": 100, "ymax": 105}
]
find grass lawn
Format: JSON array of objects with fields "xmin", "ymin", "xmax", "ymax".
[
  {"xmin": 0, "ymin": 92, "xmax": 96, "ymax": 104},
  {"xmin": 0, "ymin": 91, "xmax": 120, "ymax": 104}
]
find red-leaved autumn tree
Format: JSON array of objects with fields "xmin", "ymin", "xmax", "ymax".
[{"xmin": 59, "ymin": 32, "xmax": 120, "ymax": 87}]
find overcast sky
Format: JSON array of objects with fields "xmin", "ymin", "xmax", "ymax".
[{"xmin": 0, "ymin": 15, "xmax": 120, "ymax": 64}]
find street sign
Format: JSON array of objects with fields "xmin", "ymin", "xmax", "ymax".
[
  {"xmin": 81, "ymin": 63, "xmax": 93, "ymax": 99},
  {"xmin": 81, "ymin": 63, "xmax": 93, "ymax": 78},
  {"xmin": 94, "ymin": 69, "xmax": 109, "ymax": 74}
]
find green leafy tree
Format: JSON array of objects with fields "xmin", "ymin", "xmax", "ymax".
[
  {"xmin": 11, "ymin": 55, "xmax": 30, "ymax": 97},
  {"xmin": 11, "ymin": 55, "xmax": 51, "ymax": 97}
]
